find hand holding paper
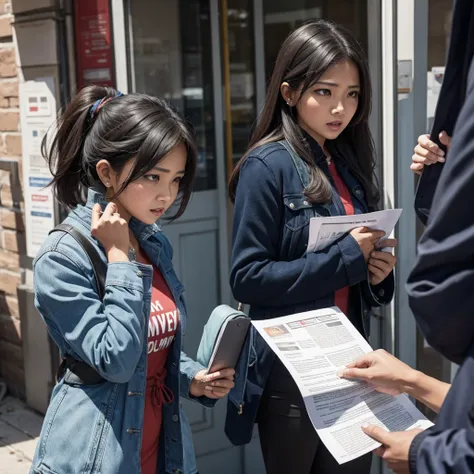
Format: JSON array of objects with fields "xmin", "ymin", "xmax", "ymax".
[
  {"xmin": 368, "ymin": 239, "xmax": 397, "ymax": 285},
  {"xmin": 308, "ymin": 209, "xmax": 402, "ymax": 254},
  {"xmin": 349, "ymin": 227, "xmax": 386, "ymax": 261},
  {"xmin": 252, "ymin": 308, "xmax": 432, "ymax": 464}
]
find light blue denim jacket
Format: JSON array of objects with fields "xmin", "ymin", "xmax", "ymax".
[{"xmin": 30, "ymin": 189, "xmax": 212, "ymax": 474}]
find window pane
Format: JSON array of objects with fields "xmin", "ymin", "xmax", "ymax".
[
  {"xmin": 263, "ymin": 0, "xmax": 368, "ymax": 83},
  {"xmin": 227, "ymin": 0, "xmax": 257, "ymax": 163},
  {"xmin": 127, "ymin": 0, "xmax": 217, "ymax": 191}
]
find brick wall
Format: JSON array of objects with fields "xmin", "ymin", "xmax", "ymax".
[{"xmin": 0, "ymin": 0, "xmax": 25, "ymax": 399}]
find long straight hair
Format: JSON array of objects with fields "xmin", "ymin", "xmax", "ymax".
[
  {"xmin": 43, "ymin": 85, "xmax": 197, "ymax": 220},
  {"xmin": 228, "ymin": 20, "xmax": 379, "ymax": 207}
]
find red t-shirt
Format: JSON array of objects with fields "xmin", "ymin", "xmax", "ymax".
[
  {"xmin": 139, "ymin": 253, "xmax": 179, "ymax": 474},
  {"xmin": 328, "ymin": 161, "xmax": 355, "ymax": 316}
]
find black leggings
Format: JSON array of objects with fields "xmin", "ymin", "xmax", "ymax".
[{"xmin": 257, "ymin": 359, "xmax": 372, "ymax": 474}]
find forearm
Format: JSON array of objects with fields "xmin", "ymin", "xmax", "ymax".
[{"xmin": 405, "ymin": 370, "xmax": 451, "ymax": 413}]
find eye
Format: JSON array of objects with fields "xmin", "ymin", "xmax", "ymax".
[
  {"xmin": 144, "ymin": 174, "xmax": 159, "ymax": 182},
  {"xmin": 173, "ymin": 176, "xmax": 183, "ymax": 184},
  {"xmin": 349, "ymin": 91, "xmax": 360, "ymax": 98},
  {"xmin": 314, "ymin": 89, "xmax": 331, "ymax": 96}
]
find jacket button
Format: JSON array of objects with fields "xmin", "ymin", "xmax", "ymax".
[
  {"xmin": 289, "ymin": 203, "xmax": 295, "ymax": 209},
  {"xmin": 172, "ymin": 414, "xmax": 179, "ymax": 422},
  {"xmin": 303, "ymin": 200, "xmax": 309, "ymax": 206},
  {"xmin": 136, "ymin": 271, "xmax": 143, "ymax": 277}
]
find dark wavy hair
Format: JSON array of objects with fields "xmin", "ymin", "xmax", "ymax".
[
  {"xmin": 43, "ymin": 85, "xmax": 197, "ymax": 220},
  {"xmin": 229, "ymin": 19, "xmax": 379, "ymax": 207}
]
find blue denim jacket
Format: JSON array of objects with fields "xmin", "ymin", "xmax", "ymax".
[
  {"xmin": 30, "ymin": 189, "xmax": 212, "ymax": 474},
  {"xmin": 226, "ymin": 137, "xmax": 394, "ymax": 445}
]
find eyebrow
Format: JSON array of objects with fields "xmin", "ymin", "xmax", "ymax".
[
  {"xmin": 315, "ymin": 81, "xmax": 360, "ymax": 89},
  {"xmin": 152, "ymin": 166, "xmax": 186, "ymax": 174}
]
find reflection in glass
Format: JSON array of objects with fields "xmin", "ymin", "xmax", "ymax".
[
  {"xmin": 127, "ymin": 0, "xmax": 216, "ymax": 191},
  {"xmin": 263, "ymin": 0, "xmax": 368, "ymax": 83},
  {"xmin": 226, "ymin": 1, "xmax": 257, "ymax": 164}
]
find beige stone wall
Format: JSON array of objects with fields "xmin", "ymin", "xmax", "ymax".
[{"xmin": 0, "ymin": 0, "xmax": 25, "ymax": 399}]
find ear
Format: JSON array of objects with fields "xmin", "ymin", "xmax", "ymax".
[
  {"xmin": 280, "ymin": 82, "xmax": 295, "ymax": 106},
  {"xmin": 96, "ymin": 160, "xmax": 115, "ymax": 188}
]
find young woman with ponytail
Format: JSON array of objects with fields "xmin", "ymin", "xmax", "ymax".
[
  {"xmin": 30, "ymin": 86, "xmax": 234, "ymax": 474},
  {"xmin": 227, "ymin": 20, "xmax": 396, "ymax": 474}
]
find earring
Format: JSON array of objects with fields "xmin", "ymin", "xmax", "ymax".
[{"xmin": 287, "ymin": 100, "xmax": 292, "ymax": 106}]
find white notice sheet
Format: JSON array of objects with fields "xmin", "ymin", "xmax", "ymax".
[
  {"xmin": 307, "ymin": 209, "xmax": 402, "ymax": 253},
  {"xmin": 252, "ymin": 307, "xmax": 433, "ymax": 464}
]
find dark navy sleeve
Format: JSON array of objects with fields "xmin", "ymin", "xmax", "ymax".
[
  {"xmin": 230, "ymin": 156, "xmax": 367, "ymax": 307},
  {"xmin": 409, "ymin": 426, "xmax": 474, "ymax": 473},
  {"xmin": 407, "ymin": 59, "xmax": 474, "ymax": 365}
]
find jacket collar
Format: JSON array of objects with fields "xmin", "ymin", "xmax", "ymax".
[{"xmin": 301, "ymin": 130, "xmax": 327, "ymax": 165}]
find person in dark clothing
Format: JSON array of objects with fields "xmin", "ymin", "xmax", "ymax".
[
  {"xmin": 355, "ymin": 1, "xmax": 474, "ymax": 472},
  {"xmin": 226, "ymin": 20, "xmax": 395, "ymax": 474}
]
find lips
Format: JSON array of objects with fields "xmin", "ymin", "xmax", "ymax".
[
  {"xmin": 150, "ymin": 208, "xmax": 164, "ymax": 218},
  {"xmin": 326, "ymin": 121, "xmax": 343, "ymax": 132}
]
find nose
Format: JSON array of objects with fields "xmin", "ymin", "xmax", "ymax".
[
  {"xmin": 156, "ymin": 185, "xmax": 173, "ymax": 203},
  {"xmin": 332, "ymin": 101, "xmax": 345, "ymax": 115}
]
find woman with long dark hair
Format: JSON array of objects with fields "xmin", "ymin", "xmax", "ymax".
[
  {"xmin": 30, "ymin": 85, "xmax": 234, "ymax": 474},
  {"xmin": 227, "ymin": 20, "xmax": 396, "ymax": 474}
]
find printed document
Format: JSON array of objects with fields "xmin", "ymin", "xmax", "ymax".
[
  {"xmin": 308, "ymin": 209, "xmax": 402, "ymax": 253},
  {"xmin": 252, "ymin": 307, "xmax": 433, "ymax": 464}
]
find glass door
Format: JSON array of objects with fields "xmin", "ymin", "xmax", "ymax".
[{"xmin": 125, "ymin": 1, "xmax": 238, "ymax": 471}]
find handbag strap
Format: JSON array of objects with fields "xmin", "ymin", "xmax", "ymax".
[{"xmin": 49, "ymin": 224, "xmax": 106, "ymax": 300}]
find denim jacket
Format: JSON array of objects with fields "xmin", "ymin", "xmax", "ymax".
[
  {"xmin": 30, "ymin": 189, "xmax": 212, "ymax": 474},
  {"xmin": 225, "ymin": 137, "xmax": 394, "ymax": 445}
]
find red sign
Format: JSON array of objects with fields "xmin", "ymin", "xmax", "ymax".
[{"xmin": 74, "ymin": 0, "xmax": 115, "ymax": 90}]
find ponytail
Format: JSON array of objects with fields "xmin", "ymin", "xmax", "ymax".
[{"xmin": 43, "ymin": 85, "xmax": 118, "ymax": 209}]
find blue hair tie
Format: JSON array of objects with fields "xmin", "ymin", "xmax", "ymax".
[{"xmin": 89, "ymin": 91, "xmax": 123, "ymax": 119}]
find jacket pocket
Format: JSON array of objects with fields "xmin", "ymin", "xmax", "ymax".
[
  {"xmin": 31, "ymin": 465, "xmax": 60, "ymax": 474},
  {"xmin": 283, "ymin": 194, "xmax": 329, "ymax": 232},
  {"xmin": 37, "ymin": 382, "xmax": 119, "ymax": 474}
]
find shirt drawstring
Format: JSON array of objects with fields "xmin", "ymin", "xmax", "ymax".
[{"xmin": 147, "ymin": 370, "xmax": 174, "ymax": 410}]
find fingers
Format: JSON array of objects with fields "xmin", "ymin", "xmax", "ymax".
[
  {"xmin": 91, "ymin": 203, "xmax": 102, "ymax": 228},
  {"xmin": 410, "ymin": 163, "xmax": 424, "ymax": 175},
  {"xmin": 370, "ymin": 250, "xmax": 396, "ymax": 265},
  {"xmin": 351, "ymin": 226, "xmax": 367, "ymax": 234},
  {"xmin": 417, "ymin": 134, "xmax": 445, "ymax": 158},
  {"xmin": 413, "ymin": 144, "xmax": 445, "ymax": 165},
  {"xmin": 343, "ymin": 353, "xmax": 374, "ymax": 369},
  {"xmin": 376, "ymin": 238, "xmax": 397, "ymax": 250},
  {"xmin": 439, "ymin": 131, "xmax": 451, "ymax": 149},
  {"xmin": 373, "ymin": 446, "xmax": 386, "ymax": 457},
  {"xmin": 338, "ymin": 367, "xmax": 371, "ymax": 381},
  {"xmin": 204, "ymin": 387, "xmax": 230, "ymax": 398},
  {"xmin": 102, "ymin": 202, "xmax": 118, "ymax": 219},
  {"xmin": 199, "ymin": 369, "xmax": 235, "ymax": 393},
  {"xmin": 362, "ymin": 424, "xmax": 390, "ymax": 445},
  {"xmin": 205, "ymin": 377, "xmax": 235, "ymax": 389},
  {"xmin": 368, "ymin": 263, "xmax": 388, "ymax": 282},
  {"xmin": 361, "ymin": 230, "xmax": 385, "ymax": 242},
  {"xmin": 205, "ymin": 368, "xmax": 235, "ymax": 381}
]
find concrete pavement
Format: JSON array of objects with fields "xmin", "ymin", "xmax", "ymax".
[{"xmin": 0, "ymin": 396, "xmax": 42, "ymax": 474}]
